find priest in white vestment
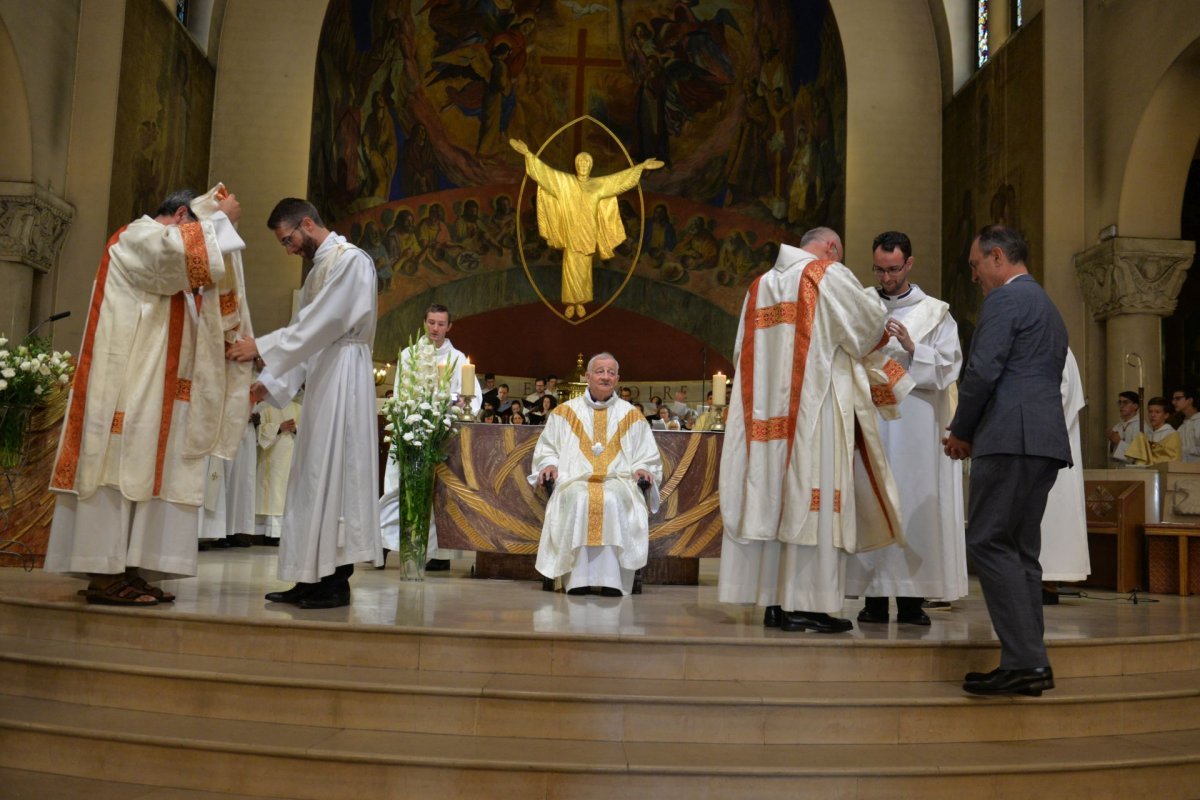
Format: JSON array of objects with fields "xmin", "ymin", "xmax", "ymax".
[
  {"xmin": 378, "ymin": 304, "xmax": 482, "ymax": 569},
  {"xmin": 845, "ymin": 232, "xmax": 966, "ymax": 625},
  {"xmin": 254, "ymin": 397, "xmax": 301, "ymax": 540},
  {"xmin": 1040, "ymin": 349, "xmax": 1090, "ymax": 593},
  {"xmin": 227, "ymin": 198, "xmax": 382, "ymax": 610},
  {"xmin": 196, "ymin": 418, "xmax": 256, "ymax": 546},
  {"xmin": 530, "ymin": 352, "xmax": 663, "ymax": 596},
  {"xmin": 719, "ymin": 227, "xmax": 911, "ymax": 634},
  {"xmin": 45, "ymin": 186, "xmax": 251, "ymax": 606}
]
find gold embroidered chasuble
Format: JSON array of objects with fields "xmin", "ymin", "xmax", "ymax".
[{"xmin": 531, "ymin": 393, "xmax": 664, "ymax": 579}]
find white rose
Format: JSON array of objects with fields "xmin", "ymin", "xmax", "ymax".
[
  {"xmin": 34, "ymin": 385, "xmax": 43, "ymax": 395},
  {"xmin": 402, "ymin": 431, "xmax": 414, "ymax": 442},
  {"xmin": 0, "ymin": 379, "xmax": 7, "ymax": 391},
  {"xmin": 1, "ymin": 368, "xmax": 13, "ymax": 379},
  {"xmin": 59, "ymin": 374, "xmax": 70, "ymax": 384}
]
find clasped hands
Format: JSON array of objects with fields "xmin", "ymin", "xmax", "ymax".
[
  {"xmin": 538, "ymin": 466, "xmax": 654, "ymax": 486},
  {"xmin": 942, "ymin": 430, "xmax": 971, "ymax": 460}
]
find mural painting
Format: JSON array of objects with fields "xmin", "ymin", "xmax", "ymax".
[
  {"xmin": 108, "ymin": 0, "xmax": 215, "ymax": 235},
  {"xmin": 310, "ymin": 0, "xmax": 846, "ymax": 360},
  {"xmin": 941, "ymin": 14, "xmax": 1043, "ymax": 355}
]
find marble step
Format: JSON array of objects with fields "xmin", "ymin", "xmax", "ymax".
[
  {"xmin": 3, "ymin": 634, "xmax": 1198, "ymax": 746},
  {"xmin": 3, "ymin": 596, "xmax": 1198, "ymax": 683},
  {"xmin": 2, "ymin": 695, "xmax": 1199, "ymax": 800},
  {"xmin": 0, "ymin": 766, "xmax": 268, "ymax": 800}
]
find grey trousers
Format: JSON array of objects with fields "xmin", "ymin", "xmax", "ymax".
[{"xmin": 967, "ymin": 454, "xmax": 1062, "ymax": 669}]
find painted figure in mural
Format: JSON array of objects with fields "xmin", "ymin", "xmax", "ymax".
[
  {"xmin": 724, "ymin": 77, "xmax": 771, "ymax": 206},
  {"xmin": 677, "ymin": 216, "xmax": 719, "ymax": 270},
  {"xmin": 399, "ymin": 123, "xmax": 438, "ymax": 197},
  {"xmin": 363, "ymin": 89, "xmax": 398, "ymax": 200},
  {"xmin": 509, "ymin": 138, "xmax": 665, "ymax": 319},
  {"xmin": 385, "ymin": 209, "xmax": 420, "ymax": 280}
]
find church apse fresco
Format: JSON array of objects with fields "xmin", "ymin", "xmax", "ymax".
[{"xmin": 311, "ymin": 0, "xmax": 845, "ymax": 360}]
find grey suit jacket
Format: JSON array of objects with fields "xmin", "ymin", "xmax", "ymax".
[{"xmin": 949, "ymin": 274, "xmax": 1071, "ymax": 465}]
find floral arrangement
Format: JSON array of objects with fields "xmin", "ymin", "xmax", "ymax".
[
  {"xmin": 0, "ymin": 335, "xmax": 73, "ymax": 403},
  {"xmin": 0, "ymin": 335, "xmax": 75, "ymax": 470},
  {"xmin": 381, "ymin": 330, "xmax": 461, "ymax": 578}
]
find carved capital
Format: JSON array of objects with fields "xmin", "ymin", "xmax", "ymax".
[
  {"xmin": 0, "ymin": 182, "xmax": 75, "ymax": 274},
  {"xmin": 1073, "ymin": 237, "xmax": 1195, "ymax": 321}
]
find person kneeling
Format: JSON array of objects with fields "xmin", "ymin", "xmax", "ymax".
[{"xmin": 530, "ymin": 353, "xmax": 662, "ymax": 596}]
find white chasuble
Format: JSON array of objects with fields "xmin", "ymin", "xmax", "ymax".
[
  {"xmin": 845, "ymin": 286, "xmax": 968, "ymax": 601},
  {"xmin": 718, "ymin": 245, "xmax": 910, "ymax": 613},
  {"xmin": 530, "ymin": 393, "xmax": 663, "ymax": 583},
  {"xmin": 1040, "ymin": 349, "xmax": 1091, "ymax": 582},
  {"xmin": 256, "ymin": 233, "xmax": 382, "ymax": 583},
  {"xmin": 49, "ymin": 209, "xmax": 246, "ymax": 507}
]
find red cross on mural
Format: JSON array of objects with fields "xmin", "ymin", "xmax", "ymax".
[{"xmin": 542, "ymin": 28, "xmax": 623, "ymax": 151}]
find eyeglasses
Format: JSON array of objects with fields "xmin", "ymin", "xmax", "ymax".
[
  {"xmin": 277, "ymin": 224, "xmax": 304, "ymax": 247},
  {"xmin": 872, "ymin": 265, "xmax": 907, "ymax": 276}
]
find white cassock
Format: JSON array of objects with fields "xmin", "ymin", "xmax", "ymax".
[
  {"xmin": 255, "ymin": 399, "xmax": 301, "ymax": 538},
  {"xmin": 529, "ymin": 391, "xmax": 663, "ymax": 595},
  {"xmin": 1040, "ymin": 349, "xmax": 1090, "ymax": 581},
  {"xmin": 256, "ymin": 233, "xmax": 382, "ymax": 583},
  {"xmin": 845, "ymin": 285, "xmax": 967, "ymax": 602},
  {"xmin": 378, "ymin": 337, "xmax": 482, "ymax": 556},
  {"xmin": 45, "ymin": 185, "xmax": 249, "ymax": 581},
  {"xmin": 1179, "ymin": 415, "xmax": 1200, "ymax": 462},
  {"xmin": 1110, "ymin": 417, "xmax": 1141, "ymax": 464},
  {"xmin": 718, "ymin": 245, "xmax": 911, "ymax": 614}
]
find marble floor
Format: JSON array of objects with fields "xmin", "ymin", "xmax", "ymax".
[{"xmin": 2, "ymin": 547, "xmax": 1196, "ymax": 644}]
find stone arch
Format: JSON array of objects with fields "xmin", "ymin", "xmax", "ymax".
[
  {"xmin": 0, "ymin": 16, "xmax": 34, "ymax": 181},
  {"xmin": 1117, "ymin": 37, "xmax": 1200, "ymax": 239}
]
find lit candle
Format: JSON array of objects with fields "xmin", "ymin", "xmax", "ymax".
[
  {"xmin": 460, "ymin": 360, "xmax": 475, "ymax": 393},
  {"xmin": 712, "ymin": 372, "xmax": 727, "ymax": 406}
]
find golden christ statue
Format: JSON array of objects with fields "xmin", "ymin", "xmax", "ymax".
[{"xmin": 509, "ymin": 138, "xmax": 664, "ymax": 319}]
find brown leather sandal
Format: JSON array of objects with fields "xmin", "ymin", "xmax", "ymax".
[
  {"xmin": 128, "ymin": 575, "xmax": 175, "ymax": 602},
  {"xmin": 83, "ymin": 579, "xmax": 158, "ymax": 606}
]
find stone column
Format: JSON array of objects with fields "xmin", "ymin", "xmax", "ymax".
[
  {"xmin": 1075, "ymin": 237, "xmax": 1195, "ymax": 429},
  {"xmin": 0, "ymin": 182, "xmax": 74, "ymax": 339}
]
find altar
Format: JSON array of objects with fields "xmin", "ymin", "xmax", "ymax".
[{"xmin": 432, "ymin": 423, "xmax": 724, "ymax": 584}]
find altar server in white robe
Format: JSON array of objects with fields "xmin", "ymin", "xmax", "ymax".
[
  {"xmin": 846, "ymin": 231, "xmax": 966, "ymax": 625},
  {"xmin": 227, "ymin": 198, "xmax": 381, "ymax": 609},
  {"xmin": 196, "ymin": 417, "xmax": 256, "ymax": 546},
  {"xmin": 379, "ymin": 304, "xmax": 482, "ymax": 569},
  {"xmin": 530, "ymin": 352, "xmax": 663, "ymax": 596},
  {"xmin": 1040, "ymin": 349, "xmax": 1090, "ymax": 594},
  {"xmin": 1108, "ymin": 391, "xmax": 1141, "ymax": 464},
  {"xmin": 46, "ymin": 185, "xmax": 251, "ymax": 606},
  {"xmin": 254, "ymin": 397, "xmax": 301, "ymax": 540},
  {"xmin": 719, "ymin": 227, "xmax": 912, "ymax": 633}
]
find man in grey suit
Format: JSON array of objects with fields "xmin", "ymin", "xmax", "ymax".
[{"xmin": 943, "ymin": 225, "xmax": 1070, "ymax": 697}]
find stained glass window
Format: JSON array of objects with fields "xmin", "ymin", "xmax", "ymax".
[
  {"xmin": 977, "ymin": 0, "xmax": 989, "ymax": 68},
  {"xmin": 176, "ymin": 0, "xmax": 188, "ymax": 25}
]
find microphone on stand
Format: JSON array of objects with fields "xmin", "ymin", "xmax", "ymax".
[{"xmin": 26, "ymin": 311, "xmax": 71, "ymax": 340}]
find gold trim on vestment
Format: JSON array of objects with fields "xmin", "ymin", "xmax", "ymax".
[{"xmin": 555, "ymin": 404, "xmax": 646, "ymax": 547}]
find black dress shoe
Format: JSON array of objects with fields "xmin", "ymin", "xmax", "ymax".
[
  {"xmin": 963, "ymin": 666, "xmax": 1054, "ymax": 697},
  {"xmin": 566, "ymin": 586, "xmax": 590, "ymax": 596},
  {"xmin": 856, "ymin": 607, "xmax": 889, "ymax": 624},
  {"xmin": 781, "ymin": 611, "xmax": 854, "ymax": 633},
  {"xmin": 597, "ymin": 587, "xmax": 623, "ymax": 597},
  {"xmin": 298, "ymin": 588, "xmax": 351, "ymax": 609},
  {"xmin": 264, "ymin": 583, "xmax": 318, "ymax": 603},
  {"xmin": 963, "ymin": 667, "xmax": 1004, "ymax": 683},
  {"xmin": 1042, "ymin": 588, "xmax": 1060, "ymax": 605},
  {"xmin": 425, "ymin": 558, "xmax": 451, "ymax": 571},
  {"xmin": 897, "ymin": 610, "xmax": 931, "ymax": 626},
  {"xmin": 763, "ymin": 605, "xmax": 783, "ymax": 628}
]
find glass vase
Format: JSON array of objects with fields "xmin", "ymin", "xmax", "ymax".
[
  {"xmin": 0, "ymin": 405, "xmax": 33, "ymax": 471},
  {"xmin": 397, "ymin": 450, "xmax": 435, "ymax": 581}
]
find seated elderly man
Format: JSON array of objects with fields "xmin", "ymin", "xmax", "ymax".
[{"xmin": 530, "ymin": 352, "xmax": 663, "ymax": 596}]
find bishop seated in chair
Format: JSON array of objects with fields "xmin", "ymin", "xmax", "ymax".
[{"xmin": 530, "ymin": 352, "xmax": 663, "ymax": 596}]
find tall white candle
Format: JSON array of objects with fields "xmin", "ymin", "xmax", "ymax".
[
  {"xmin": 712, "ymin": 372, "xmax": 727, "ymax": 406},
  {"xmin": 460, "ymin": 360, "xmax": 475, "ymax": 393}
]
